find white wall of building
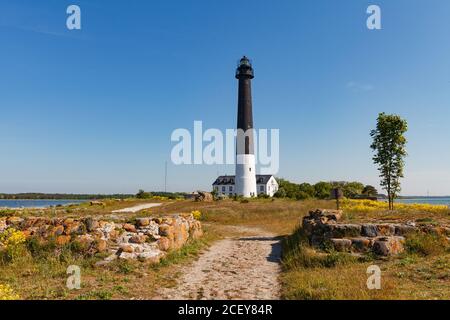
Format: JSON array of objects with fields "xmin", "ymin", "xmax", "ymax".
[{"xmin": 214, "ymin": 176, "xmax": 278, "ymax": 198}]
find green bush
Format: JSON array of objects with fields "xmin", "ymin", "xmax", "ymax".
[
  {"xmin": 405, "ymin": 233, "xmax": 449, "ymax": 256},
  {"xmin": 281, "ymin": 227, "xmax": 357, "ymax": 270}
]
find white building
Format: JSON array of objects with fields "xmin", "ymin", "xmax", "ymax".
[{"xmin": 212, "ymin": 175, "xmax": 279, "ymax": 198}]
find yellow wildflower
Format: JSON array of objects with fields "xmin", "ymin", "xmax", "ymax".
[
  {"xmin": 0, "ymin": 284, "xmax": 20, "ymax": 300},
  {"xmin": 191, "ymin": 210, "xmax": 202, "ymax": 220}
]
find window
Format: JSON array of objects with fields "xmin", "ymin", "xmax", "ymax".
[
  {"xmin": 249, "ymin": 168, "xmax": 251, "ymax": 172},
  {"xmin": 222, "ymin": 186, "xmax": 225, "ymax": 192},
  {"xmin": 229, "ymin": 186, "xmax": 233, "ymax": 191},
  {"xmin": 260, "ymin": 185, "xmax": 264, "ymax": 192}
]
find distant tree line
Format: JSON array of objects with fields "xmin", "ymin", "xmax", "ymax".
[
  {"xmin": 273, "ymin": 179, "xmax": 378, "ymax": 200},
  {"xmin": 0, "ymin": 191, "xmax": 190, "ymax": 200},
  {"xmin": 135, "ymin": 190, "xmax": 186, "ymax": 200},
  {"xmin": 0, "ymin": 193, "xmax": 135, "ymax": 200}
]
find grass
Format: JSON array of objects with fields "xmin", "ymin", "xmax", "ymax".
[
  {"xmin": 340, "ymin": 199, "xmax": 450, "ymax": 224},
  {"xmin": 0, "ymin": 223, "xmax": 221, "ymax": 300},
  {"xmin": 280, "ymin": 214, "xmax": 450, "ymax": 300},
  {"xmin": 2, "ymin": 197, "xmax": 450, "ymax": 300}
]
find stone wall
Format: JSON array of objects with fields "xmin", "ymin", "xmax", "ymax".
[
  {"xmin": 302, "ymin": 209, "xmax": 450, "ymax": 256},
  {"xmin": 0, "ymin": 214, "xmax": 203, "ymax": 264}
]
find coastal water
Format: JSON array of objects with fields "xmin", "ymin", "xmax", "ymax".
[
  {"xmin": 396, "ymin": 197, "xmax": 450, "ymax": 206},
  {"xmin": 0, "ymin": 199, "xmax": 87, "ymax": 209}
]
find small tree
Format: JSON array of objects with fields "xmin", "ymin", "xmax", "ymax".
[
  {"xmin": 136, "ymin": 189, "xmax": 152, "ymax": 199},
  {"xmin": 314, "ymin": 182, "xmax": 333, "ymax": 199},
  {"xmin": 362, "ymin": 185, "xmax": 378, "ymax": 197},
  {"xmin": 370, "ymin": 113, "xmax": 408, "ymax": 210}
]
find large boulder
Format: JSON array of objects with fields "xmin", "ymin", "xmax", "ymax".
[
  {"xmin": 330, "ymin": 238, "xmax": 352, "ymax": 252},
  {"xmin": 361, "ymin": 224, "xmax": 395, "ymax": 237},
  {"xmin": 395, "ymin": 224, "xmax": 418, "ymax": 236},
  {"xmin": 351, "ymin": 237, "xmax": 374, "ymax": 253},
  {"xmin": 195, "ymin": 191, "xmax": 213, "ymax": 202},
  {"xmin": 324, "ymin": 224, "xmax": 362, "ymax": 239},
  {"xmin": 372, "ymin": 236, "xmax": 405, "ymax": 256}
]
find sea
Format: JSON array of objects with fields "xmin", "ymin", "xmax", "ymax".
[
  {"xmin": 0, "ymin": 199, "xmax": 87, "ymax": 209},
  {"xmin": 396, "ymin": 197, "xmax": 450, "ymax": 206}
]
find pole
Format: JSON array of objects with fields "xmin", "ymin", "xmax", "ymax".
[{"xmin": 164, "ymin": 161, "xmax": 167, "ymax": 193}]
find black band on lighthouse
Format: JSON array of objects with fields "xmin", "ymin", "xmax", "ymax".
[{"xmin": 236, "ymin": 56, "xmax": 255, "ymax": 155}]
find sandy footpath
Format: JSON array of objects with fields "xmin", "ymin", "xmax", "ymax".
[
  {"xmin": 112, "ymin": 203, "xmax": 162, "ymax": 213},
  {"xmin": 157, "ymin": 225, "xmax": 282, "ymax": 300}
]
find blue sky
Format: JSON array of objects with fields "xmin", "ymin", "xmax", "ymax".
[{"xmin": 0, "ymin": 0, "xmax": 449, "ymax": 195}]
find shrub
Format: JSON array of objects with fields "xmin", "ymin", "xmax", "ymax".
[
  {"xmin": 405, "ymin": 233, "xmax": 449, "ymax": 256},
  {"xmin": 0, "ymin": 228, "xmax": 26, "ymax": 262},
  {"xmin": 282, "ymin": 227, "xmax": 357, "ymax": 270},
  {"xmin": 274, "ymin": 188, "xmax": 287, "ymax": 198},
  {"xmin": 191, "ymin": 210, "xmax": 202, "ymax": 220},
  {"xmin": 341, "ymin": 199, "xmax": 448, "ymax": 214},
  {"xmin": 0, "ymin": 284, "xmax": 20, "ymax": 300}
]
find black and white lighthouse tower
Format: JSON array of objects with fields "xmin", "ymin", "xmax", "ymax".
[{"xmin": 235, "ymin": 56, "xmax": 257, "ymax": 197}]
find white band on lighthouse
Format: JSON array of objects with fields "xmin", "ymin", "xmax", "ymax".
[{"xmin": 235, "ymin": 154, "xmax": 257, "ymax": 197}]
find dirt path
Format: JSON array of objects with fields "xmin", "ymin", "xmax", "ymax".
[
  {"xmin": 157, "ymin": 226, "xmax": 282, "ymax": 300},
  {"xmin": 111, "ymin": 203, "xmax": 162, "ymax": 213}
]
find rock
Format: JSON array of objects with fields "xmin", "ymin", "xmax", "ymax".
[
  {"xmin": 0, "ymin": 213, "xmax": 202, "ymax": 263},
  {"xmin": 139, "ymin": 221, "xmax": 159, "ymax": 236},
  {"xmin": 310, "ymin": 235, "xmax": 325, "ymax": 248},
  {"xmin": 376, "ymin": 224, "xmax": 396, "ymax": 236},
  {"xmin": 95, "ymin": 239, "xmax": 107, "ymax": 252},
  {"xmin": 6, "ymin": 216, "xmax": 24, "ymax": 226},
  {"xmin": 0, "ymin": 219, "xmax": 8, "ymax": 232},
  {"xmin": 95, "ymin": 254, "xmax": 117, "ymax": 266},
  {"xmin": 136, "ymin": 218, "xmax": 150, "ymax": 227},
  {"xmin": 63, "ymin": 218, "xmax": 74, "ymax": 226},
  {"xmin": 75, "ymin": 234, "xmax": 94, "ymax": 250},
  {"xmin": 372, "ymin": 236, "xmax": 405, "ymax": 256},
  {"xmin": 395, "ymin": 225, "xmax": 418, "ymax": 236},
  {"xmin": 129, "ymin": 235, "xmax": 148, "ymax": 244},
  {"xmin": 50, "ymin": 225, "xmax": 65, "ymax": 237},
  {"xmin": 157, "ymin": 237, "xmax": 171, "ymax": 251},
  {"xmin": 172, "ymin": 222, "xmax": 189, "ymax": 249},
  {"xmin": 90, "ymin": 201, "xmax": 105, "ymax": 206},
  {"xmin": 138, "ymin": 250, "xmax": 163, "ymax": 263},
  {"xmin": 195, "ymin": 191, "xmax": 213, "ymax": 202},
  {"xmin": 324, "ymin": 224, "xmax": 362, "ymax": 238},
  {"xmin": 21, "ymin": 230, "xmax": 32, "ymax": 238},
  {"xmin": 330, "ymin": 238, "xmax": 352, "ymax": 252},
  {"xmin": 56, "ymin": 235, "xmax": 71, "ymax": 246},
  {"xmin": 153, "ymin": 218, "xmax": 163, "ymax": 224},
  {"xmin": 119, "ymin": 244, "xmax": 135, "ymax": 253},
  {"xmin": 119, "ymin": 252, "xmax": 137, "ymax": 260},
  {"xmin": 302, "ymin": 217, "xmax": 318, "ymax": 236},
  {"xmin": 351, "ymin": 237, "xmax": 374, "ymax": 253},
  {"xmin": 85, "ymin": 218, "xmax": 99, "ymax": 232},
  {"xmin": 361, "ymin": 224, "xmax": 379, "ymax": 237},
  {"xmin": 309, "ymin": 209, "xmax": 343, "ymax": 221},
  {"xmin": 190, "ymin": 226, "xmax": 203, "ymax": 240},
  {"xmin": 98, "ymin": 222, "xmax": 118, "ymax": 240},
  {"xmin": 159, "ymin": 224, "xmax": 175, "ymax": 238},
  {"xmin": 428, "ymin": 227, "xmax": 450, "ymax": 236},
  {"xmin": 123, "ymin": 223, "xmax": 137, "ymax": 233}
]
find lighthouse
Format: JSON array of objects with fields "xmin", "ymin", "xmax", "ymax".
[{"xmin": 235, "ymin": 56, "xmax": 257, "ymax": 197}]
